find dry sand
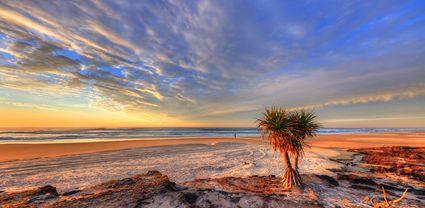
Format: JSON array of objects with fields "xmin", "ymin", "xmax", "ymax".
[
  {"xmin": 1, "ymin": 132, "xmax": 424, "ymax": 162},
  {"xmin": 307, "ymin": 132, "xmax": 425, "ymax": 148}
]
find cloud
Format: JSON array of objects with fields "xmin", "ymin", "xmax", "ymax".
[
  {"xmin": 0, "ymin": 0, "xmax": 424, "ymax": 125},
  {"xmin": 197, "ymin": 83, "xmax": 425, "ymax": 117},
  {"xmin": 0, "ymin": 99, "xmax": 60, "ymax": 111},
  {"xmin": 288, "ymin": 83, "xmax": 425, "ymax": 111},
  {"xmin": 17, "ymin": 44, "xmax": 80, "ymax": 72},
  {"xmin": 323, "ymin": 116, "xmax": 425, "ymax": 123}
]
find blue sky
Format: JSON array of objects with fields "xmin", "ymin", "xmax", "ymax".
[{"xmin": 0, "ymin": 0, "xmax": 425, "ymax": 127}]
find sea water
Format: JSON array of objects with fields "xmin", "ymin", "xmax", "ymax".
[{"xmin": 0, "ymin": 127, "xmax": 424, "ymax": 143}]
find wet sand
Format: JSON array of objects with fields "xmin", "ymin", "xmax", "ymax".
[{"xmin": 0, "ymin": 137, "xmax": 261, "ymax": 162}]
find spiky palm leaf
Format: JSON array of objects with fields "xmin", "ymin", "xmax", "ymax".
[
  {"xmin": 257, "ymin": 107, "xmax": 298, "ymax": 153},
  {"xmin": 289, "ymin": 110, "xmax": 321, "ymax": 159},
  {"xmin": 296, "ymin": 110, "xmax": 321, "ymax": 138}
]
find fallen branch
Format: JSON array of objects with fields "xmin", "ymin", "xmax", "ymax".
[{"xmin": 370, "ymin": 187, "xmax": 408, "ymax": 208}]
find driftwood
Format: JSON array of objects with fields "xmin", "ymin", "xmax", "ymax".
[{"xmin": 370, "ymin": 187, "xmax": 408, "ymax": 208}]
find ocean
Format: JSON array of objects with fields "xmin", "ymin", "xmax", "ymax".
[{"xmin": 0, "ymin": 127, "xmax": 424, "ymax": 144}]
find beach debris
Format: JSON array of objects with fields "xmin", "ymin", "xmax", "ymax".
[{"xmin": 370, "ymin": 187, "xmax": 408, "ymax": 208}]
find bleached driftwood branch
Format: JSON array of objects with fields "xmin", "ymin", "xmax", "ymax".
[{"xmin": 370, "ymin": 187, "xmax": 408, "ymax": 208}]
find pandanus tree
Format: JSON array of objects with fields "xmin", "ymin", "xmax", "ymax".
[{"xmin": 257, "ymin": 107, "xmax": 320, "ymax": 189}]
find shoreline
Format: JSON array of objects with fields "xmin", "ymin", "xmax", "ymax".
[{"xmin": 1, "ymin": 132, "xmax": 425, "ymax": 163}]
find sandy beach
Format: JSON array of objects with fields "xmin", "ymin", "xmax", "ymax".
[
  {"xmin": 307, "ymin": 132, "xmax": 425, "ymax": 148},
  {"xmin": 1, "ymin": 132, "xmax": 424, "ymax": 163},
  {"xmin": 0, "ymin": 137, "xmax": 262, "ymax": 163},
  {"xmin": 1, "ymin": 132, "xmax": 424, "ymax": 193},
  {"xmin": 0, "ymin": 143, "xmax": 341, "ymax": 193}
]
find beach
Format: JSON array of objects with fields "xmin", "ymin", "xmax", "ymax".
[
  {"xmin": 1, "ymin": 132, "xmax": 424, "ymax": 163},
  {"xmin": 1, "ymin": 132, "xmax": 424, "ymax": 193},
  {"xmin": 2, "ymin": 1, "xmax": 424, "ymax": 206}
]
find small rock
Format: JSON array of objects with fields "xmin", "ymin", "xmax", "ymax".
[
  {"xmin": 378, "ymin": 183, "xmax": 406, "ymax": 192},
  {"xmin": 37, "ymin": 185, "xmax": 59, "ymax": 196},
  {"xmin": 62, "ymin": 189, "xmax": 80, "ymax": 196},
  {"xmin": 412, "ymin": 188, "xmax": 425, "ymax": 196},
  {"xmin": 180, "ymin": 192, "xmax": 198, "ymax": 204},
  {"xmin": 230, "ymin": 196, "xmax": 241, "ymax": 203},
  {"xmin": 146, "ymin": 170, "xmax": 162, "ymax": 176},
  {"xmin": 316, "ymin": 175, "xmax": 339, "ymax": 186},
  {"xmin": 159, "ymin": 181, "xmax": 186, "ymax": 193},
  {"xmin": 337, "ymin": 174, "xmax": 377, "ymax": 186},
  {"xmin": 349, "ymin": 184, "xmax": 375, "ymax": 191},
  {"xmin": 28, "ymin": 193, "xmax": 57, "ymax": 203},
  {"xmin": 107, "ymin": 178, "xmax": 135, "ymax": 188}
]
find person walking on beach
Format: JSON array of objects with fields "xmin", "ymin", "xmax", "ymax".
[{"xmin": 234, "ymin": 133, "xmax": 237, "ymax": 138}]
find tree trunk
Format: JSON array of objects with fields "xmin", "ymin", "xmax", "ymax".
[
  {"xmin": 281, "ymin": 151, "xmax": 303, "ymax": 189},
  {"xmin": 282, "ymin": 151, "xmax": 292, "ymax": 169},
  {"xmin": 292, "ymin": 154, "xmax": 299, "ymax": 170}
]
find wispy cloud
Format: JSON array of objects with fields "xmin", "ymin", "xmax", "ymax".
[
  {"xmin": 288, "ymin": 83, "xmax": 425, "ymax": 111},
  {"xmin": 323, "ymin": 116, "xmax": 425, "ymax": 123},
  {"xmin": 0, "ymin": 0, "xmax": 425, "ymax": 126}
]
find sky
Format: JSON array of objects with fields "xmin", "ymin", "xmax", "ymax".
[{"xmin": 0, "ymin": 0, "xmax": 425, "ymax": 128}]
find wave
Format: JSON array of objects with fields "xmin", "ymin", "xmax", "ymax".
[{"xmin": 0, "ymin": 128, "xmax": 424, "ymax": 143}]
